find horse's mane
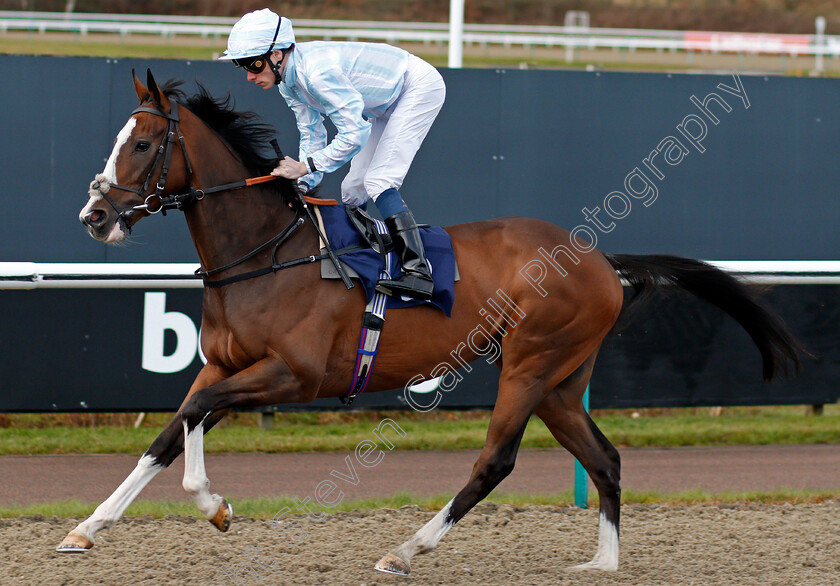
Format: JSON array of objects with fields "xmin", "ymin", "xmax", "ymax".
[{"xmin": 158, "ymin": 79, "xmax": 297, "ymax": 204}]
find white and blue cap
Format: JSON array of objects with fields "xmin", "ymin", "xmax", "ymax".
[{"xmin": 219, "ymin": 9, "xmax": 295, "ymax": 60}]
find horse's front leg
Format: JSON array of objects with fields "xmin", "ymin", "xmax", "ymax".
[
  {"xmin": 57, "ymin": 365, "xmax": 229, "ymax": 552},
  {"xmin": 180, "ymin": 356, "xmax": 308, "ymax": 531}
]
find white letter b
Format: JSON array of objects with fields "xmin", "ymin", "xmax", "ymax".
[{"xmin": 141, "ymin": 292, "xmax": 198, "ymax": 373}]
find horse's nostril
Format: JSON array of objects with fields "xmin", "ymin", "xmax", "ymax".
[{"xmin": 86, "ymin": 210, "xmax": 105, "ymax": 226}]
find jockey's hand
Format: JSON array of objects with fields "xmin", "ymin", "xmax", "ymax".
[{"xmin": 271, "ymin": 156, "xmax": 308, "ymax": 180}]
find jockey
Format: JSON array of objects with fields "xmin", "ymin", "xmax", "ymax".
[{"xmin": 220, "ymin": 8, "xmax": 446, "ymax": 301}]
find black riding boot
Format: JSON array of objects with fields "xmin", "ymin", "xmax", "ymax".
[{"xmin": 376, "ymin": 210, "xmax": 434, "ymax": 300}]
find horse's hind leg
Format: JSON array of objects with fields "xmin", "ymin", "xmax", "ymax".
[
  {"xmin": 374, "ymin": 370, "xmax": 547, "ymax": 576},
  {"xmin": 534, "ymin": 352, "xmax": 621, "ymax": 571},
  {"xmin": 56, "ymin": 366, "xmax": 228, "ymax": 552}
]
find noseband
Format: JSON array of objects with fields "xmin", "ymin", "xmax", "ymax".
[{"xmin": 98, "ymin": 97, "xmax": 194, "ymax": 227}]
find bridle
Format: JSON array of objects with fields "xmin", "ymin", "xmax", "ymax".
[
  {"xmin": 97, "ymin": 96, "xmax": 307, "ymax": 286},
  {"xmin": 96, "ymin": 95, "xmax": 354, "ymax": 289},
  {"xmin": 101, "ymin": 96, "xmax": 304, "ymax": 221},
  {"xmin": 101, "ymin": 97, "xmax": 194, "ymax": 226}
]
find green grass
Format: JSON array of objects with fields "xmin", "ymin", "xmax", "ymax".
[
  {"xmin": 2, "ymin": 407, "xmax": 836, "ymax": 516},
  {"xmin": 0, "ymin": 405, "xmax": 837, "ymax": 455},
  {"xmin": 3, "ymin": 489, "xmax": 836, "ymax": 519},
  {"xmin": 588, "ymin": 407, "xmax": 840, "ymax": 447},
  {"xmin": 0, "ymin": 34, "xmax": 634, "ymax": 70},
  {"xmin": 0, "ymin": 34, "xmax": 226, "ymax": 60},
  {"xmin": 5, "ymin": 33, "xmax": 831, "ymax": 77}
]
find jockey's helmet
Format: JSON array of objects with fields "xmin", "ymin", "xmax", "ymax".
[{"xmin": 219, "ymin": 9, "xmax": 295, "ymax": 63}]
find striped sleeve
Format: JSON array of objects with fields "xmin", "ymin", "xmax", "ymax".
[
  {"xmin": 304, "ymin": 67, "xmax": 371, "ymax": 174},
  {"xmin": 279, "ymin": 85, "xmax": 325, "ymax": 189}
]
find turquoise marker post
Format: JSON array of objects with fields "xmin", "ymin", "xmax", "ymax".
[{"xmin": 574, "ymin": 384, "xmax": 590, "ymax": 508}]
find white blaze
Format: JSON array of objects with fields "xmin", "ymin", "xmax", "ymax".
[
  {"xmin": 80, "ymin": 117, "xmax": 138, "ymax": 241},
  {"xmin": 81, "ymin": 117, "xmax": 137, "ymax": 219},
  {"xmin": 103, "ymin": 117, "xmax": 137, "ymax": 184}
]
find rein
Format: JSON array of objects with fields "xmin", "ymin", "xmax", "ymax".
[{"xmin": 96, "ymin": 96, "xmax": 354, "ymax": 289}]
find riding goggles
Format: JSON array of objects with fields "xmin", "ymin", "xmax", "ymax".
[{"xmin": 233, "ymin": 53, "xmax": 270, "ymax": 74}]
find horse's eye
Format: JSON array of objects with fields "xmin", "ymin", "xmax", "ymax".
[{"xmin": 135, "ymin": 141, "xmax": 151, "ymax": 152}]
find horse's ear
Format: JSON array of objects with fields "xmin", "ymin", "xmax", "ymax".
[
  {"xmin": 133, "ymin": 69, "xmax": 149, "ymax": 104},
  {"xmin": 145, "ymin": 69, "xmax": 171, "ymax": 113}
]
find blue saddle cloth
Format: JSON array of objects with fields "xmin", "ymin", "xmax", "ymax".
[{"xmin": 317, "ymin": 204, "xmax": 456, "ymax": 317}]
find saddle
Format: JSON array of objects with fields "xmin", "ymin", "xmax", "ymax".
[
  {"xmin": 312, "ymin": 201, "xmax": 457, "ymax": 315},
  {"xmin": 308, "ymin": 199, "xmax": 458, "ymax": 405},
  {"xmin": 302, "ymin": 196, "xmax": 390, "ymax": 255}
]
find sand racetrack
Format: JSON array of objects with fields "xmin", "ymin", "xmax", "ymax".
[
  {"xmin": 4, "ymin": 500, "xmax": 840, "ymax": 585},
  {"xmin": 2, "ymin": 446, "xmax": 840, "ymax": 584}
]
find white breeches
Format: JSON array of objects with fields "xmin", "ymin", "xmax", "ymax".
[{"xmin": 340, "ymin": 56, "xmax": 446, "ymax": 206}]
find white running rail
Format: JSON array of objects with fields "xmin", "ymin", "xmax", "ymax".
[
  {"xmin": 1, "ymin": 11, "xmax": 839, "ymax": 57},
  {"xmin": 2, "ymin": 261, "xmax": 840, "ymax": 289}
]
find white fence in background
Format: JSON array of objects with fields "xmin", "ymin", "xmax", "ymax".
[
  {"xmin": 1, "ymin": 11, "xmax": 839, "ymax": 59},
  {"xmin": 2, "ymin": 261, "xmax": 840, "ymax": 290}
]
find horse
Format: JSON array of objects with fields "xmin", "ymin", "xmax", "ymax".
[{"xmin": 61, "ymin": 70, "xmax": 801, "ymax": 575}]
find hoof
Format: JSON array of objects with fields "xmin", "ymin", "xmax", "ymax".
[
  {"xmin": 374, "ymin": 552, "xmax": 411, "ymax": 576},
  {"xmin": 56, "ymin": 532, "xmax": 94, "ymax": 553},
  {"xmin": 209, "ymin": 499, "xmax": 233, "ymax": 532}
]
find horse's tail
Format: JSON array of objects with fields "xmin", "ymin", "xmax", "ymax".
[{"xmin": 605, "ymin": 253, "xmax": 803, "ymax": 381}]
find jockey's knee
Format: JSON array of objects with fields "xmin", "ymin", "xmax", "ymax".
[
  {"xmin": 341, "ymin": 192, "xmax": 369, "ymax": 207},
  {"xmin": 340, "ymin": 180, "xmax": 368, "ymax": 207}
]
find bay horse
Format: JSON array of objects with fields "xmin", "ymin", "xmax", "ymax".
[{"xmin": 61, "ymin": 70, "xmax": 800, "ymax": 574}]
